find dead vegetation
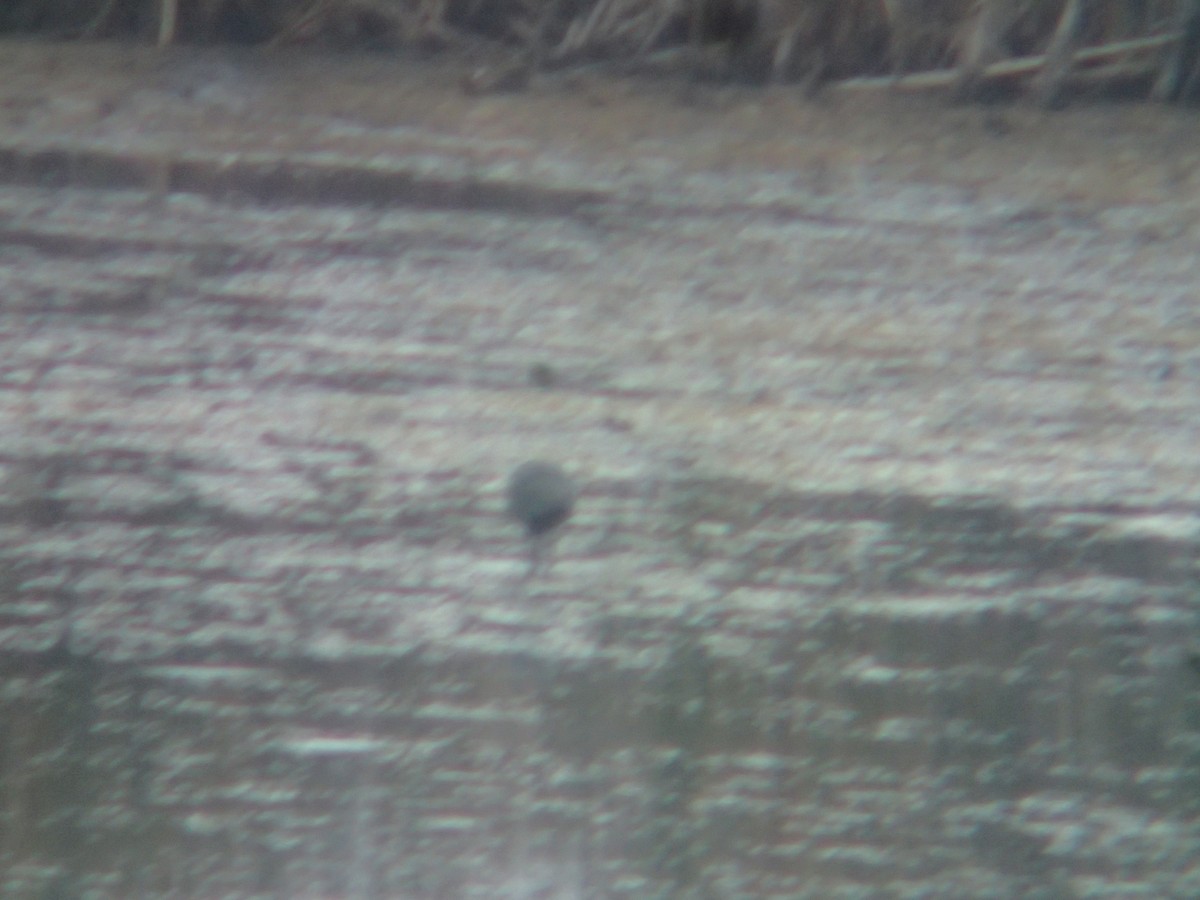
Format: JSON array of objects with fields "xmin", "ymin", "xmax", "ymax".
[{"xmin": 1, "ymin": 0, "xmax": 1198, "ymax": 103}]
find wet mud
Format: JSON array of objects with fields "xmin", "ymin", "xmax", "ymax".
[{"xmin": 1, "ymin": 38, "xmax": 1199, "ymax": 899}]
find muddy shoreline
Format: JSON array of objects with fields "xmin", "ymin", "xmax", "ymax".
[{"xmin": 1, "ymin": 38, "xmax": 1199, "ymax": 899}]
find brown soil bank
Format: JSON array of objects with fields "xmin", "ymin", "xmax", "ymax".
[{"xmin": 1, "ymin": 37, "xmax": 1199, "ymax": 900}]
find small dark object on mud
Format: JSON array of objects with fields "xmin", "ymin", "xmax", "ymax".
[
  {"xmin": 508, "ymin": 461, "xmax": 575, "ymax": 537},
  {"xmin": 508, "ymin": 460, "xmax": 576, "ymax": 577},
  {"xmin": 529, "ymin": 362, "xmax": 557, "ymax": 388}
]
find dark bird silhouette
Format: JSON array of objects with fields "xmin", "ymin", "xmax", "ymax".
[{"xmin": 507, "ymin": 461, "xmax": 575, "ymax": 576}]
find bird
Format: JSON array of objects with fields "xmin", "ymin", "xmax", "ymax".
[{"xmin": 507, "ymin": 461, "xmax": 576, "ymax": 576}]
